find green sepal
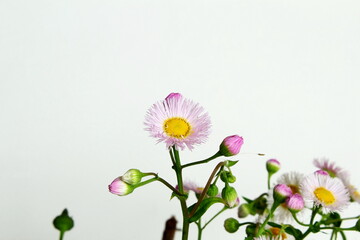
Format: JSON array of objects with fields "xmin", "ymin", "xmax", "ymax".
[
  {"xmin": 242, "ymin": 196, "xmax": 253, "ymax": 204},
  {"xmin": 284, "ymin": 225, "xmax": 303, "ymax": 240},
  {"xmin": 225, "ymin": 160, "xmax": 239, "ymax": 167},
  {"xmin": 355, "ymin": 218, "xmax": 360, "ymax": 231},
  {"xmin": 170, "ymin": 191, "xmax": 188, "ymax": 200},
  {"xmin": 188, "ymin": 197, "xmax": 224, "ymax": 222},
  {"xmin": 311, "ymin": 221, "xmax": 321, "ymax": 233},
  {"xmin": 245, "ymin": 224, "xmax": 257, "ymax": 238}
]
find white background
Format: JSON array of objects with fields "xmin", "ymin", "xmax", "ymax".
[{"xmin": 1, "ymin": 0, "xmax": 360, "ymax": 239}]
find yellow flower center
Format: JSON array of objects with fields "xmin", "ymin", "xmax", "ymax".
[
  {"xmin": 314, "ymin": 187, "xmax": 336, "ymax": 205},
  {"xmin": 269, "ymin": 227, "xmax": 287, "ymax": 239},
  {"xmin": 288, "ymin": 184, "xmax": 299, "ymax": 194},
  {"xmin": 163, "ymin": 117, "xmax": 191, "ymax": 138}
]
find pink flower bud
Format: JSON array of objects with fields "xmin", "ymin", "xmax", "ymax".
[
  {"xmin": 314, "ymin": 170, "xmax": 329, "ymax": 176},
  {"xmin": 219, "ymin": 135, "xmax": 244, "ymax": 157},
  {"xmin": 108, "ymin": 177, "xmax": 134, "ymax": 196},
  {"xmin": 165, "ymin": 93, "xmax": 182, "ymax": 101},
  {"xmin": 266, "ymin": 159, "xmax": 281, "ymax": 174},
  {"xmin": 273, "ymin": 184, "xmax": 293, "ymax": 203},
  {"xmin": 286, "ymin": 193, "xmax": 305, "ymax": 213}
]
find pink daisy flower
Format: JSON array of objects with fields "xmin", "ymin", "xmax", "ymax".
[
  {"xmin": 313, "ymin": 158, "xmax": 347, "ymax": 178},
  {"xmin": 144, "ymin": 93, "xmax": 211, "ymax": 150}
]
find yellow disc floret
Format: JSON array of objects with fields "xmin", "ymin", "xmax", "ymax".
[
  {"xmin": 163, "ymin": 117, "xmax": 192, "ymax": 138},
  {"xmin": 314, "ymin": 187, "xmax": 336, "ymax": 205}
]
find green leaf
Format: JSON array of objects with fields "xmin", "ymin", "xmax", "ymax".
[
  {"xmin": 285, "ymin": 225, "xmax": 303, "ymax": 240},
  {"xmin": 188, "ymin": 197, "xmax": 224, "ymax": 222},
  {"xmin": 267, "ymin": 222, "xmax": 282, "ymax": 229}
]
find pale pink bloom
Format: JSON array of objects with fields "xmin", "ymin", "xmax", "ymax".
[
  {"xmin": 108, "ymin": 177, "xmax": 134, "ymax": 196},
  {"xmin": 219, "ymin": 135, "xmax": 244, "ymax": 156},
  {"xmin": 300, "ymin": 173, "xmax": 350, "ymax": 213},
  {"xmin": 144, "ymin": 93, "xmax": 211, "ymax": 150},
  {"xmin": 313, "ymin": 158, "xmax": 347, "ymax": 178}
]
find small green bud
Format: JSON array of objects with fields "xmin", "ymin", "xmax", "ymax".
[
  {"xmin": 206, "ymin": 184, "xmax": 218, "ymax": 197},
  {"xmin": 222, "ymin": 186, "xmax": 239, "ymax": 208},
  {"xmin": 121, "ymin": 169, "xmax": 144, "ymax": 185},
  {"xmin": 237, "ymin": 203, "xmax": 251, "ymax": 218},
  {"xmin": 245, "ymin": 224, "xmax": 256, "ymax": 237},
  {"xmin": 220, "ymin": 171, "xmax": 236, "ymax": 183},
  {"xmin": 266, "ymin": 159, "xmax": 281, "ymax": 175},
  {"xmin": 224, "ymin": 218, "xmax": 240, "ymax": 233},
  {"xmin": 53, "ymin": 209, "xmax": 74, "ymax": 232}
]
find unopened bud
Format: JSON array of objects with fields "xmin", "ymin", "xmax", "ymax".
[
  {"xmin": 273, "ymin": 184, "xmax": 292, "ymax": 203},
  {"xmin": 219, "ymin": 135, "xmax": 244, "ymax": 157},
  {"xmin": 121, "ymin": 169, "xmax": 144, "ymax": 185},
  {"xmin": 222, "ymin": 186, "xmax": 238, "ymax": 208},
  {"xmin": 224, "ymin": 218, "xmax": 240, "ymax": 233},
  {"xmin": 237, "ymin": 203, "xmax": 251, "ymax": 218},
  {"xmin": 108, "ymin": 177, "xmax": 134, "ymax": 196},
  {"xmin": 206, "ymin": 184, "xmax": 218, "ymax": 197},
  {"xmin": 266, "ymin": 159, "xmax": 281, "ymax": 174},
  {"xmin": 53, "ymin": 209, "xmax": 74, "ymax": 232}
]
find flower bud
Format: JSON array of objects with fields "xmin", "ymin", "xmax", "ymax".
[
  {"xmin": 224, "ymin": 218, "xmax": 240, "ymax": 233},
  {"xmin": 108, "ymin": 177, "xmax": 134, "ymax": 196},
  {"xmin": 121, "ymin": 169, "xmax": 144, "ymax": 185},
  {"xmin": 206, "ymin": 184, "xmax": 219, "ymax": 197},
  {"xmin": 219, "ymin": 135, "xmax": 244, "ymax": 157},
  {"xmin": 273, "ymin": 184, "xmax": 293, "ymax": 203},
  {"xmin": 237, "ymin": 203, "xmax": 251, "ymax": 218},
  {"xmin": 286, "ymin": 193, "xmax": 305, "ymax": 213},
  {"xmin": 220, "ymin": 171, "xmax": 236, "ymax": 183},
  {"xmin": 53, "ymin": 209, "xmax": 74, "ymax": 232},
  {"xmin": 266, "ymin": 159, "xmax": 281, "ymax": 175},
  {"xmin": 165, "ymin": 93, "xmax": 182, "ymax": 101},
  {"xmin": 314, "ymin": 170, "xmax": 329, "ymax": 176},
  {"xmin": 222, "ymin": 186, "xmax": 238, "ymax": 208}
]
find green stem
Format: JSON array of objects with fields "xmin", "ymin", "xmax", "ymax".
[
  {"xmin": 320, "ymin": 227, "xmax": 356, "ymax": 231},
  {"xmin": 143, "ymin": 172, "xmax": 185, "ymax": 197},
  {"xmin": 196, "ymin": 219, "xmax": 202, "ymax": 240},
  {"xmin": 202, "ymin": 206, "xmax": 228, "ymax": 230},
  {"xmin": 181, "ymin": 152, "xmax": 222, "ymax": 169},
  {"xmin": 59, "ymin": 231, "xmax": 64, "ymax": 240},
  {"xmin": 301, "ymin": 205, "xmax": 320, "ymax": 239},
  {"xmin": 340, "ymin": 231, "xmax": 347, "ymax": 240},
  {"xmin": 189, "ymin": 161, "xmax": 226, "ymax": 218},
  {"xmin": 325, "ymin": 215, "xmax": 360, "ymax": 224},
  {"xmin": 256, "ymin": 202, "xmax": 279, "ymax": 237},
  {"xmin": 135, "ymin": 177, "xmax": 157, "ymax": 188},
  {"xmin": 291, "ymin": 212, "xmax": 310, "ymax": 227},
  {"xmin": 267, "ymin": 173, "xmax": 272, "ymax": 190},
  {"xmin": 171, "ymin": 147, "xmax": 190, "ymax": 240}
]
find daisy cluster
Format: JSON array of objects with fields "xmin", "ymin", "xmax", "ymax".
[
  {"xmin": 107, "ymin": 93, "xmax": 360, "ymax": 240},
  {"xmin": 225, "ymin": 158, "xmax": 360, "ymax": 240}
]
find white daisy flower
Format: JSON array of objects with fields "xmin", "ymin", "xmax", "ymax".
[{"xmin": 300, "ymin": 173, "xmax": 350, "ymax": 213}]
